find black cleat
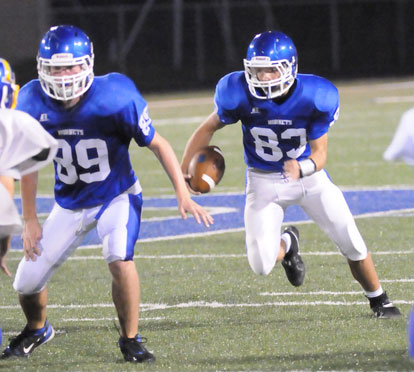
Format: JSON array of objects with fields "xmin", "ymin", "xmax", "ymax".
[
  {"xmin": 118, "ymin": 334, "xmax": 155, "ymax": 363},
  {"xmin": 1, "ymin": 320, "xmax": 55, "ymax": 359},
  {"xmin": 368, "ymin": 291, "xmax": 401, "ymax": 319},
  {"xmin": 281, "ymin": 226, "xmax": 306, "ymax": 287}
]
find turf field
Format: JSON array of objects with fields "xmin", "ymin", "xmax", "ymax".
[{"xmin": 1, "ymin": 77, "xmax": 414, "ymax": 371}]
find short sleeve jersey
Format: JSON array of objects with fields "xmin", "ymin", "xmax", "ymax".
[
  {"xmin": 214, "ymin": 72, "xmax": 339, "ymax": 172},
  {"xmin": 16, "ymin": 73, "xmax": 155, "ymax": 209}
]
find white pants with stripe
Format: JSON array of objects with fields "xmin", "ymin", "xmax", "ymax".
[
  {"xmin": 244, "ymin": 168, "xmax": 367, "ymax": 276},
  {"xmin": 13, "ymin": 184, "xmax": 143, "ymax": 295}
]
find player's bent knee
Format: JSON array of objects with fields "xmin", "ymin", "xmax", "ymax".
[
  {"xmin": 343, "ymin": 249, "xmax": 368, "ymax": 262},
  {"xmin": 105, "ymin": 254, "xmax": 131, "ymax": 264},
  {"xmin": 246, "ymin": 240, "xmax": 276, "ymax": 276},
  {"xmin": 333, "ymin": 221, "xmax": 368, "ymax": 261},
  {"xmin": 251, "ymin": 266, "xmax": 273, "ymax": 276},
  {"xmin": 108, "ymin": 259, "xmax": 136, "ymax": 279},
  {"xmin": 247, "ymin": 253, "xmax": 274, "ymax": 276},
  {"xmin": 13, "ymin": 261, "xmax": 48, "ymax": 295},
  {"xmin": 13, "ymin": 277, "xmax": 44, "ymax": 295}
]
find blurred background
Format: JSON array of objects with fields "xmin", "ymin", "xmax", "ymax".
[{"xmin": 1, "ymin": 0, "xmax": 414, "ymax": 93}]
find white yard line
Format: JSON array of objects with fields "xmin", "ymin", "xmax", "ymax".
[
  {"xmin": 261, "ymin": 291, "xmax": 363, "ymax": 296},
  {"xmin": 1, "ymin": 298, "xmax": 413, "ymax": 312},
  {"xmin": 374, "ymin": 95, "xmax": 414, "ymax": 104},
  {"xmin": 339, "ymin": 79, "xmax": 414, "ymax": 93},
  {"xmin": 60, "ymin": 316, "xmax": 164, "ymax": 322},
  {"xmin": 7, "ymin": 249, "xmax": 414, "ymax": 261},
  {"xmin": 260, "ymin": 285, "xmax": 414, "ymax": 296}
]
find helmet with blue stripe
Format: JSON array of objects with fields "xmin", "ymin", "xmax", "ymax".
[
  {"xmin": 244, "ymin": 31, "xmax": 298, "ymax": 99},
  {"xmin": 37, "ymin": 25, "xmax": 94, "ymax": 101}
]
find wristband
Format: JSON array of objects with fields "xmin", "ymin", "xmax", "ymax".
[{"xmin": 299, "ymin": 158, "xmax": 316, "ymax": 178}]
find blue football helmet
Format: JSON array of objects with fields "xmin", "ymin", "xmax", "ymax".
[
  {"xmin": 244, "ymin": 31, "xmax": 298, "ymax": 99},
  {"xmin": 37, "ymin": 25, "xmax": 94, "ymax": 101},
  {"xmin": 0, "ymin": 58, "xmax": 19, "ymax": 109}
]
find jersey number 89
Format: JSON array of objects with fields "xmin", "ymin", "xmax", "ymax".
[{"xmin": 55, "ymin": 139, "xmax": 110, "ymax": 184}]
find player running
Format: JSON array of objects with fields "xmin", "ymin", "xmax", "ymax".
[
  {"xmin": 1, "ymin": 25, "xmax": 213, "ymax": 363},
  {"xmin": 181, "ymin": 30, "xmax": 400, "ymax": 319}
]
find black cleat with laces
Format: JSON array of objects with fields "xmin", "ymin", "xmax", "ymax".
[
  {"xmin": 281, "ymin": 226, "xmax": 306, "ymax": 287},
  {"xmin": 368, "ymin": 291, "xmax": 401, "ymax": 319},
  {"xmin": 118, "ymin": 334, "xmax": 155, "ymax": 363},
  {"xmin": 1, "ymin": 320, "xmax": 55, "ymax": 359}
]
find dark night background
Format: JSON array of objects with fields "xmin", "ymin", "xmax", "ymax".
[{"xmin": 2, "ymin": 0, "xmax": 414, "ymax": 94}]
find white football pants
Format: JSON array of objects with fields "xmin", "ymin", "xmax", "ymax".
[
  {"xmin": 14, "ymin": 185, "xmax": 143, "ymax": 295},
  {"xmin": 244, "ymin": 168, "xmax": 367, "ymax": 276},
  {"xmin": 383, "ymin": 107, "xmax": 414, "ymax": 165}
]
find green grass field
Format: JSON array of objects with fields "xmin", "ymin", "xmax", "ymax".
[{"xmin": 1, "ymin": 77, "xmax": 414, "ymax": 371}]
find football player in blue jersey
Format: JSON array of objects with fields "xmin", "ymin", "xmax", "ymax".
[
  {"xmin": 1, "ymin": 25, "xmax": 213, "ymax": 363},
  {"xmin": 181, "ymin": 30, "xmax": 401, "ymax": 319}
]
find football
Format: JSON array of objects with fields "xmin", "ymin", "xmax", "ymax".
[{"xmin": 188, "ymin": 145, "xmax": 225, "ymax": 193}]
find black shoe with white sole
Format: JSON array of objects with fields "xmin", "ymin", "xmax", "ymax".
[
  {"xmin": 368, "ymin": 292, "xmax": 401, "ymax": 319},
  {"xmin": 118, "ymin": 334, "xmax": 155, "ymax": 363},
  {"xmin": 281, "ymin": 226, "xmax": 306, "ymax": 287},
  {"xmin": 1, "ymin": 320, "xmax": 55, "ymax": 359}
]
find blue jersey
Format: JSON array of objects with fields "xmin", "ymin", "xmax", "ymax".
[
  {"xmin": 215, "ymin": 72, "xmax": 339, "ymax": 172},
  {"xmin": 17, "ymin": 73, "xmax": 155, "ymax": 209}
]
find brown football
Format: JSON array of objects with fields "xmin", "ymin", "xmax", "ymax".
[{"xmin": 188, "ymin": 145, "xmax": 225, "ymax": 193}]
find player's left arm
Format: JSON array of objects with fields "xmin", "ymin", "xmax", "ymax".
[
  {"xmin": 20, "ymin": 172, "xmax": 43, "ymax": 261},
  {"xmin": 308, "ymin": 133, "xmax": 328, "ymax": 170},
  {"xmin": 284, "ymin": 132, "xmax": 328, "ymax": 180},
  {"xmin": 147, "ymin": 131, "xmax": 214, "ymax": 227},
  {"xmin": 284, "ymin": 78, "xmax": 337, "ymax": 180}
]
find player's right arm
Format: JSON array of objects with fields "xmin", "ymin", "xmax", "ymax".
[
  {"xmin": 180, "ymin": 112, "xmax": 225, "ymax": 175},
  {"xmin": 20, "ymin": 172, "xmax": 42, "ymax": 261},
  {"xmin": 181, "ymin": 72, "xmax": 241, "ymax": 185}
]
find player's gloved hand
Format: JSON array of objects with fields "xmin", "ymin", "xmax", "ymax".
[{"xmin": 22, "ymin": 218, "xmax": 42, "ymax": 261}]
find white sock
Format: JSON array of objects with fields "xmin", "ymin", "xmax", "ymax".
[
  {"xmin": 365, "ymin": 286, "xmax": 383, "ymax": 298},
  {"xmin": 281, "ymin": 232, "xmax": 291, "ymax": 255}
]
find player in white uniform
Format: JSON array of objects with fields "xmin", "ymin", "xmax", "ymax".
[
  {"xmin": 181, "ymin": 31, "xmax": 401, "ymax": 319},
  {"xmin": 1, "ymin": 25, "xmax": 213, "ymax": 362},
  {"xmin": 0, "ymin": 58, "xmax": 58, "ymax": 277},
  {"xmin": 383, "ymin": 107, "xmax": 414, "ymax": 165}
]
